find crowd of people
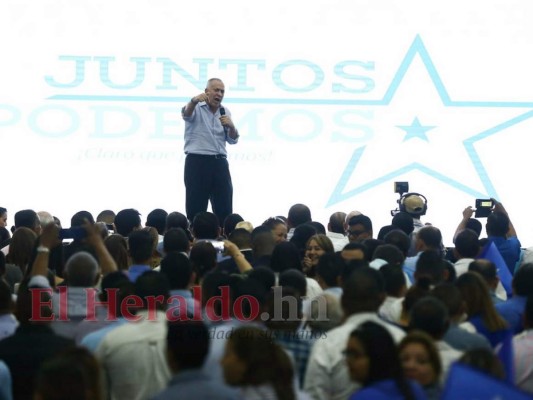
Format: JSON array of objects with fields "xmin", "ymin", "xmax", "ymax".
[{"xmin": 0, "ymin": 199, "xmax": 532, "ymax": 400}]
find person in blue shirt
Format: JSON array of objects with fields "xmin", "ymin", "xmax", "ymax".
[
  {"xmin": 345, "ymin": 321, "xmax": 426, "ymax": 400},
  {"xmin": 485, "ymin": 200, "xmax": 521, "ymax": 274},
  {"xmin": 182, "ymin": 78, "xmax": 240, "ymax": 227}
]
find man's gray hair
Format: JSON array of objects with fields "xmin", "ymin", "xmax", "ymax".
[{"xmin": 65, "ymin": 251, "xmax": 99, "ymax": 287}]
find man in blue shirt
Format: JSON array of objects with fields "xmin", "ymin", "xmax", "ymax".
[
  {"xmin": 182, "ymin": 78, "xmax": 239, "ymax": 227},
  {"xmin": 486, "ymin": 199, "xmax": 521, "ymax": 274}
]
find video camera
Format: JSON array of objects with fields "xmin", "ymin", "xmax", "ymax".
[{"xmin": 390, "ymin": 182, "xmax": 428, "ymax": 217}]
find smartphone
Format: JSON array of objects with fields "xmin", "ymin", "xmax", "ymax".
[
  {"xmin": 211, "ymin": 241, "xmax": 225, "ymax": 253},
  {"xmin": 474, "ymin": 199, "xmax": 493, "ymax": 218},
  {"xmin": 59, "ymin": 227, "xmax": 87, "ymax": 240}
]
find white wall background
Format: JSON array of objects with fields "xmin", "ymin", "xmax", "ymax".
[{"xmin": 1, "ymin": 0, "xmax": 532, "ymax": 246}]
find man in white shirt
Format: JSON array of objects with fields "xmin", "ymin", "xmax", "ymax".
[
  {"xmin": 304, "ymin": 267, "xmax": 405, "ymax": 400},
  {"xmin": 326, "ymin": 212, "xmax": 348, "ymax": 252},
  {"xmin": 95, "ymin": 271, "xmax": 171, "ymax": 400}
]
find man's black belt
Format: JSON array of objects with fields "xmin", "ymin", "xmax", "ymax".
[{"xmin": 187, "ymin": 153, "xmax": 227, "ymax": 159}]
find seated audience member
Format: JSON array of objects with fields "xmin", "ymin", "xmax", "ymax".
[
  {"xmin": 163, "ymin": 211, "xmax": 193, "ymax": 251},
  {"xmin": 458, "ymin": 348, "xmax": 505, "ymax": 380},
  {"xmin": 396, "ymin": 279, "xmax": 431, "ymax": 327},
  {"xmin": 0, "ymin": 285, "xmax": 74, "ymax": 400},
  {"xmin": 391, "ymin": 211, "xmax": 415, "ymax": 237},
  {"xmin": 251, "ymin": 225, "xmax": 277, "ymax": 268},
  {"xmin": 96, "ymin": 209, "xmax": 116, "ymax": 228},
  {"xmin": 6, "ymin": 227, "xmax": 37, "ymax": 279},
  {"xmin": 153, "ymin": 321, "xmax": 235, "ymax": 400},
  {"xmin": 346, "ymin": 214, "xmax": 373, "ymax": 243},
  {"xmin": 306, "ymin": 293, "xmax": 344, "ymax": 336},
  {"xmin": 279, "ymin": 269, "xmax": 307, "ymax": 297},
  {"xmin": 383, "ymin": 229, "xmax": 411, "ymax": 260},
  {"xmin": 371, "ymin": 244, "xmax": 405, "ymax": 269},
  {"xmin": 270, "ymin": 241, "xmax": 302, "ymax": 274},
  {"xmin": 326, "ymin": 211, "xmax": 349, "ymax": 251},
  {"xmin": 264, "ymin": 287, "xmax": 311, "ymax": 388},
  {"xmin": 73, "ymin": 271, "xmax": 135, "ymax": 345},
  {"xmin": 345, "ymin": 321, "xmax": 425, "ymax": 399},
  {"xmin": 512, "ymin": 294, "xmax": 533, "ymax": 393},
  {"xmin": 468, "ymin": 259, "xmax": 505, "ymax": 304},
  {"xmin": 191, "ymin": 212, "xmax": 221, "ymax": 241},
  {"xmin": 221, "ymin": 326, "xmax": 309, "ymax": 399},
  {"xmin": 455, "ymin": 272, "xmax": 510, "ymax": 347},
  {"xmin": 104, "ymin": 234, "xmax": 129, "ymax": 271},
  {"xmin": 404, "ymin": 226, "xmax": 444, "ymax": 283},
  {"xmin": 430, "ymin": 283, "xmax": 491, "ymax": 351},
  {"xmin": 495, "ymin": 263, "xmax": 533, "ymax": 334},
  {"xmin": 190, "ymin": 241, "xmax": 218, "ymax": 283},
  {"xmin": 217, "ymin": 228, "xmax": 253, "ymax": 275},
  {"xmin": 28, "ymin": 223, "xmax": 118, "ymax": 339},
  {"xmin": 248, "ymin": 266, "xmax": 276, "ymax": 293},
  {"xmin": 0, "ymin": 279, "xmax": 17, "ymax": 340},
  {"xmin": 62, "ymin": 210, "xmax": 97, "ymax": 265},
  {"xmin": 0, "ymin": 227, "xmax": 10, "ymax": 250},
  {"xmin": 361, "ymin": 238, "xmax": 384, "ymax": 262},
  {"xmin": 304, "ymin": 267, "xmax": 405, "ymax": 400},
  {"xmin": 286, "ymin": 203, "xmax": 312, "ymax": 240},
  {"xmin": 340, "ymin": 242, "xmax": 368, "ymax": 264},
  {"xmin": 302, "ymin": 234, "xmax": 334, "ymax": 279},
  {"xmin": 377, "ymin": 225, "xmax": 397, "ymax": 241},
  {"xmin": 34, "ymin": 347, "xmax": 103, "ymax": 400},
  {"xmin": 14, "ymin": 209, "xmax": 42, "ymax": 236},
  {"xmin": 146, "ymin": 208, "xmax": 168, "ymax": 239},
  {"xmin": 143, "ymin": 226, "xmax": 161, "ymax": 268},
  {"xmin": 80, "ymin": 272, "xmax": 135, "ymax": 352},
  {"xmin": 161, "ymin": 252, "xmax": 200, "ymax": 319},
  {"xmin": 127, "ymin": 229, "xmax": 154, "ymax": 282},
  {"xmin": 399, "ymin": 331, "xmax": 443, "ymax": 400},
  {"xmin": 95, "ymin": 271, "xmax": 171, "ymax": 400},
  {"xmin": 315, "ymin": 252, "xmax": 344, "ymax": 299},
  {"xmin": 453, "ymin": 228, "xmax": 480, "ymax": 276},
  {"xmin": 222, "ymin": 213, "xmax": 244, "ymax": 238},
  {"xmin": 235, "ymin": 220, "xmax": 254, "ymax": 233},
  {"xmin": 113, "ymin": 208, "xmax": 141, "ymax": 238},
  {"xmin": 0, "ymin": 207, "xmax": 9, "ymax": 242},
  {"xmin": 378, "ymin": 263, "xmax": 407, "ymax": 324},
  {"xmin": 163, "ymin": 228, "xmax": 190, "ymax": 255},
  {"xmin": 263, "ymin": 217, "xmax": 288, "ymax": 245},
  {"xmin": 413, "ymin": 250, "xmax": 448, "ymax": 286},
  {"xmin": 289, "ymin": 223, "xmax": 317, "ymax": 262},
  {"xmin": 408, "ymin": 297, "xmax": 463, "ymax": 380}
]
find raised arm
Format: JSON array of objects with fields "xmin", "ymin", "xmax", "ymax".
[
  {"xmin": 223, "ymin": 240, "xmax": 252, "ymax": 273},
  {"xmin": 453, "ymin": 206, "xmax": 474, "ymax": 242},
  {"xmin": 83, "ymin": 220, "xmax": 117, "ymax": 276},
  {"xmin": 182, "ymin": 93, "xmax": 208, "ymax": 117},
  {"xmin": 492, "ymin": 198, "xmax": 517, "ymax": 238},
  {"xmin": 31, "ymin": 223, "xmax": 61, "ymax": 278}
]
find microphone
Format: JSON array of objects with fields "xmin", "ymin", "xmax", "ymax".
[{"xmin": 220, "ymin": 106, "xmax": 228, "ymax": 134}]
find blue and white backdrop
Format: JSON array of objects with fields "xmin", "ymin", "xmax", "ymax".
[{"xmin": 2, "ymin": 0, "xmax": 532, "ymax": 246}]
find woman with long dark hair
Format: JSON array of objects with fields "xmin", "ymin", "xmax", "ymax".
[{"xmin": 345, "ymin": 321, "xmax": 426, "ymax": 399}]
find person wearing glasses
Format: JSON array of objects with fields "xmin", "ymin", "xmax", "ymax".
[{"xmin": 346, "ymin": 215, "xmax": 373, "ymax": 243}]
